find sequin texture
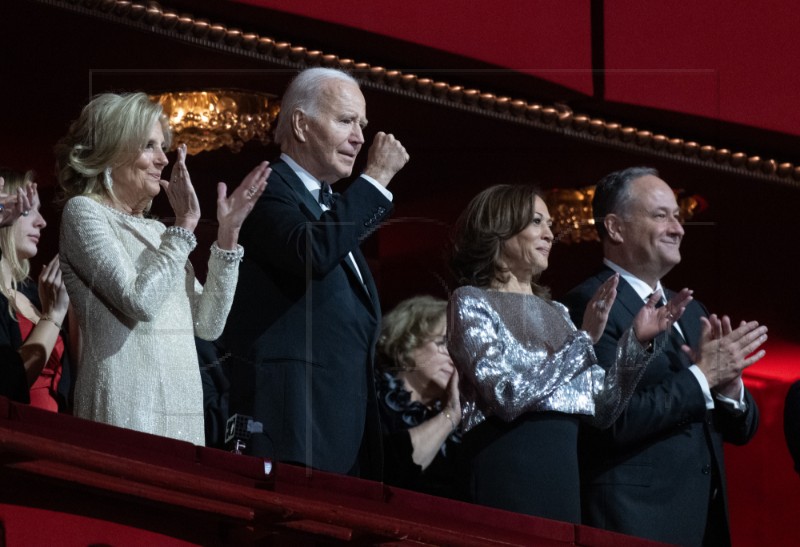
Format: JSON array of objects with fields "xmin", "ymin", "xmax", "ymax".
[
  {"xmin": 60, "ymin": 196, "xmax": 241, "ymax": 444},
  {"xmin": 448, "ymin": 286, "xmax": 651, "ymax": 433}
]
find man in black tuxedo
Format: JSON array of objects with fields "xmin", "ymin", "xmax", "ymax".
[
  {"xmin": 562, "ymin": 167, "xmax": 766, "ymax": 546},
  {"xmin": 222, "ymin": 68, "xmax": 409, "ymax": 478}
]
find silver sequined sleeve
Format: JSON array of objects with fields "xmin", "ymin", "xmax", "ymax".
[
  {"xmin": 585, "ymin": 327, "xmax": 651, "ymax": 429},
  {"xmin": 189, "ymin": 243, "xmax": 243, "ymax": 340},
  {"xmin": 448, "ymin": 286, "xmax": 651, "ymax": 433},
  {"xmin": 448, "ymin": 288, "xmax": 595, "ymax": 424}
]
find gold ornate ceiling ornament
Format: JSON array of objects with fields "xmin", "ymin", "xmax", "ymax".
[
  {"xmin": 149, "ymin": 90, "xmax": 280, "ymax": 155},
  {"xmin": 547, "ymin": 186, "xmax": 707, "ymax": 244},
  {"xmin": 36, "ymin": 0, "xmax": 800, "ymax": 186},
  {"xmin": 546, "ymin": 186, "xmax": 599, "ymax": 244}
]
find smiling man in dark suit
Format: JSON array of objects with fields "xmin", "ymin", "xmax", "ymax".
[
  {"xmin": 562, "ymin": 167, "xmax": 766, "ymax": 546},
  {"xmin": 222, "ymin": 68, "xmax": 409, "ymax": 478}
]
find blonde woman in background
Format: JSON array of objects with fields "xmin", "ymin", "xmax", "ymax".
[{"xmin": 0, "ymin": 168, "xmax": 70, "ymax": 410}]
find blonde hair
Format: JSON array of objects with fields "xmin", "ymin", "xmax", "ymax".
[
  {"xmin": 0, "ymin": 168, "xmax": 35, "ymax": 317},
  {"xmin": 56, "ymin": 92, "xmax": 171, "ymax": 202},
  {"xmin": 377, "ymin": 296, "xmax": 447, "ymax": 373}
]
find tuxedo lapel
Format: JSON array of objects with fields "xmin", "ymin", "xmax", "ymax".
[
  {"xmin": 675, "ymin": 301, "xmax": 703, "ymax": 351},
  {"xmin": 609, "ymin": 273, "xmax": 646, "ymax": 322},
  {"xmin": 274, "ymin": 161, "xmax": 376, "ymax": 311},
  {"xmin": 350, "ymin": 249, "xmax": 380, "ymax": 317},
  {"xmin": 273, "ymin": 161, "xmax": 324, "ymax": 218}
]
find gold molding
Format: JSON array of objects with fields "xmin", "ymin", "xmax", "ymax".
[{"xmin": 33, "ymin": 0, "xmax": 800, "ymax": 187}]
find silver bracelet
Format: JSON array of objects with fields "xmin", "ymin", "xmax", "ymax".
[
  {"xmin": 442, "ymin": 410, "xmax": 457, "ymax": 433},
  {"xmin": 164, "ymin": 226, "xmax": 197, "ymax": 249},
  {"xmin": 210, "ymin": 242, "xmax": 244, "ymax": 263}
]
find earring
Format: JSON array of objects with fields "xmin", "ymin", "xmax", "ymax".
[{"xmin": 103, "ymin": 167, "xmax": 113, "ymax": 191}]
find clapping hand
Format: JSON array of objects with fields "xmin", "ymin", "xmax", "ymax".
[
  {"xmin": 0, "ymin": 178, "xmax": 34, "ymax": 228},
  {"xmin": 38, "ymin": 255, "xmax": 69, "ymax": 326},
  {"xmin": 216, "ymin": 161, "xmax": 270, "ymax": 250},
  {"xmin": 442, "ymin": 368, "xmax": 462, "ymax": 430},
  {"xmin": 161, "ymin": 144, "xmax": 201, "ymax": 232},
  {"xmin": 684, "ymin": 314, "xmax": 767, "ymax": 397},
  {"xmin": 582, "ymin": 274, "xmax": 619, "ymax": 343},
  {"xmin": 633, "ymin": 288, "xmax": 694, "ymax": 344}
]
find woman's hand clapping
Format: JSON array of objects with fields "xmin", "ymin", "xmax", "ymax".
[
  {"xmin": 442, "ymin": 368, "xmax": 462, "ymax": 430},
  {"xmin": 632, "ymin": 288, "xmax": 694, "ymax": 344},
  {"xmin": 582, "ymin": 274, "xmax": 619, "ymax": 344},
  {"xmin": 38, "ymin": 255, "xmax": 70, "ymax": 326},
  {"xmin": 216, "ymin": 161, "xmax": 270, "ymax": 250},
  {"xmin": 161, "ymin": 144, "xmax": 201, "ymax": 232}
]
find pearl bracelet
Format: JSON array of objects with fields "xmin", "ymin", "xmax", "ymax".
[
  {"xmin": 165, "ymin": 226, "xmax": 197, "ymax": 249},
  {"xmin": 210, "ymin": 242, "xmax": 244, "ymax": 263}
]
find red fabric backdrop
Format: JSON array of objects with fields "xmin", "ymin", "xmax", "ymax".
[
  {"xmin": 234, "ymin": 0, "xmax": 800, "ymax": 136},
  {"xmin": 728, "ymin": 340, "xmax": 800, "ymax": 547}
]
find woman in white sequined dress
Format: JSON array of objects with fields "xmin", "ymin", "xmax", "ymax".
[
  {"xmin": 56, "ymin": 92, "xmax": 269, "ymax": 444},
  {"xmin": 447, "ymin": 184, "xmax": 692, "ymax": 522}
]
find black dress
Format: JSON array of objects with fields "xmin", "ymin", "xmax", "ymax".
[{"xmin": 376, "ymin": 372, "xmax": 462, "ymax": 499}]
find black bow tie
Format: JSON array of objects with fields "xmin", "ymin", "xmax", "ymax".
[{"xmin": 318, "ymin": 182, "xmax": 338, "ymax": 208}]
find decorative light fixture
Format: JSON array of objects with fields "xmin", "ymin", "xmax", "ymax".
[
  {"xmin": 546, "ymin": 186, "xmax": 599, "ymax": 244},
  {"xmin": 546, "ymin": 186, "xmax": 707, "ymax": 244},
  {"xmin": 150, "ymin": 90, "xmax": 280, "ymax": 155}
]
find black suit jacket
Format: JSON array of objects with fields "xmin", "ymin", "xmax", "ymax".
[
  {"xmin": 222, "ymin": 160, "xmax": 391, "ymax": 477},
  {"xmin": 562, "ymin": 267, "xmax": 758, "ymax": 546}
]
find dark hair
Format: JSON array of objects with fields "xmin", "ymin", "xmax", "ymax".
[
  {"xmin": 376, "ymin": 295, "xmax": 447, "ymax": 373},
  {"xmin": 592, "ymin": 166, "xmax": 659, "ymax": 240},
  {"xmin": 450, "ymin": 184, "xmax": 550, "ymax": 298}
]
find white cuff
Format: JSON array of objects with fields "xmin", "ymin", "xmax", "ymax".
[
  {"xmin": 361, "ymin": 174, "xmax": 393, "ymax": 202},
  {"xmin": 714, "ymin": 380, "xmax": 747, "ymax": 412},
  {"xmin": 689, "ymin": 364, "xmax": 715, "ymax": 410}
]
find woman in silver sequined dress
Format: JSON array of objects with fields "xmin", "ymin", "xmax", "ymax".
[
  {"xmin": 56, "ymin": 92, "xmax": 270, "ymax": 444},
  {"xmin": 448, "ymin": 184, "xmax": 692, "ymax": 522}
]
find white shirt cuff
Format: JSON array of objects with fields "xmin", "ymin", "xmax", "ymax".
[
  {"xmin": 714, "ymin": 380, "xmax": 747, "ymax": 412},
  {"xmin": 361, "ymin": 174, "xmax": 393, "ymax": 202},
  {"xmin": 689, "ymin": 364, "xmax": 715, "ymax": 410}
]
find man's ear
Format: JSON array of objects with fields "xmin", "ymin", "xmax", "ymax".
[
  {"xmin": 605, "ymin": 213, "xmax": 625, "ymax": 243},
  {"xmin": 291, "ymin": 109, "xmax": 308, "ymax": 143}
]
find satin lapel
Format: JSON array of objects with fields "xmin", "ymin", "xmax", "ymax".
[
  {"xmin": 272, "ymin": 161, "xmax": 323, "ymax": 219},
  {"xmin": 350, "ymin": 249, "xmax": 380, "ymax": 317},
  {"xmin": 669, "ymin": 288, "xmax": 704, "ymax": 350},
  {"xmin": 611, "ymin": 275, "xmax": 647, "ymax": 321}
]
